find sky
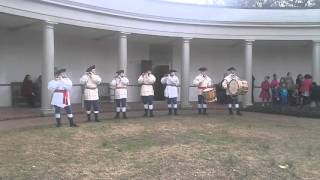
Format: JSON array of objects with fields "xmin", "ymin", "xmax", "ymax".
[{"xmin": 162, "ymin": 0, "xmax": 225, "ymax": 5}]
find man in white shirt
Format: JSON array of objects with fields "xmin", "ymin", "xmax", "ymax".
[
  {"xmin": 222, "ymin": 67, "xmax": 242, "ymax": 115},
  {"xmin": 48, "ymin": 68, "xmax": 78, "ymax": 127},
  {"xmin": 80, "ymin": 65, "xmax": 102, "ymax": 122},
  {"xmin": 138, "ymin": 69, "xmax": 156, "ymax": 117},
  {"xmin": 193, "ymin": 67, "xmax": 213, "ymax": 115},
  {"xmin": 161, "ymin": 69, "xmax": 179, "ymax": 115},
  {"xmin": 111, "ymin": 70, "xmax": 129, "ymax": 119}
]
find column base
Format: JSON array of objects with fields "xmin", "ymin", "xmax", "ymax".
[
  {"xmin": 39, "ymin": 108, "xmax": 54, "ymax": 116},
  {"xmin": 180, "ymin": 103, "xmax": 193, "ymax": 109}
]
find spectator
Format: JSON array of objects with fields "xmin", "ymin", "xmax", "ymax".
[
  {"xmin": 252, "ymin": 75, "xmax": 255, "ymax": 104},
  {"xmin": 285, "ymin": 72, "xmax": 295, "ymax": 105},
  {"xmin": 270, "ymin": 74, "xmax": 280, "ymax": 104},
  {"xmin": 300, "ymin": 74, "xmax": 312, "ymax": 105},
  {"xmin": 296, "ymin": 74, "xmax": 303, "ymax": 90},
  {"xmin": 22, "ymin": 74, "xmax": 35, "ymax": 107},
  {"xmin": 259, "ymin": 76, "xmax": 271, "ymax": 107},
  {"xmin": 34, "ymin": 75, "xmax": 42, "ymax": 106},
  {"xmin": 295, "ymin": 74, "xmax": 304, "ymax": 105},
  {"xmin": 279, "ymin": 83, "xmax": 288, "ymax": 105},
  {"xmin": 310, "ymin": 82, "xmax": 320, "ymax": 107}
]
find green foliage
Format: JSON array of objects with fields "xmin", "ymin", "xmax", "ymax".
[{"xmin": 224, "ymin": 0, "xmax": 319, "ymax": 8}]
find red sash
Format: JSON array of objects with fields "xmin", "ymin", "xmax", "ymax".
[{"xmin": 54, "ymin": 90, "xmax": 69, "ymax": 105}]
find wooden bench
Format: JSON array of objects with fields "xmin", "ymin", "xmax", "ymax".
[{"xmin": 11, "ymin": 82, "xmax": 29, "ymax": 107}]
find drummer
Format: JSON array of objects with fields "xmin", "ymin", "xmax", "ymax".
[
  {"xmin": 193, "ymin": 67, "xmax": 213, "ymax": 115},
  {"xmin": 222, "ymin": 67, "xmax": 242, "ymax": 116}
]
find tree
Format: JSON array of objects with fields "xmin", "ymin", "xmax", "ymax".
[{"xmin": 223, "ymin": 0, "xmax": 319, "ymax": 8}]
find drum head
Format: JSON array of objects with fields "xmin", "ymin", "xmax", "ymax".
[
  {"xmin": 228, "ymin": 79, "xmax": 239, "ymax": 95},
  {"xmin": 203, "ymin": 88, "xmax": 214, "ymax": 92}
]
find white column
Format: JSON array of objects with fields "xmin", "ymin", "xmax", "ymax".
[
  {"xmin": 244, "ymin": 40, "xmax": 254, "ymax": 107},
  {"xmin": 312, "ymin": 40, "xmax": 320, "ymax": 84},
  {"xmin": 118, "ymin": 32, "xmax": 130, "ymax": 72},
  {"xmin": 41, "ymin": 21, "xmax": 56, "ymax": 115},
  {"xmin": 181, "ymin": 38, "xmax": 192, "ymax": 108}
]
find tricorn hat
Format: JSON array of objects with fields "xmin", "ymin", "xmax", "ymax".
[
  {"xmin": 198, "ymin": 67, "xmax": 207, "ymax": 71},
  {"xmin": 116, "ymin": 70, "xmax": 124, "ymax": 74},
  {"xmin": 86, "ymin": 65, "xmax": 95, "ymax": 72},
  {"xmin": 143, "ymin": 69, "xmax": 152, "ymax": 73},
  {"xmin": 227, "ymin": 67, "xmax": 236, "ymax": 71},
  {"xmin": 55, "ymin": 68, "xmax": 66, "ymax": 76}
]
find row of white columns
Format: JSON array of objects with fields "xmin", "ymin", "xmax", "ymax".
[{"xmin": 40, "ymin": 21, "xmax": 320, "ymax": 114}]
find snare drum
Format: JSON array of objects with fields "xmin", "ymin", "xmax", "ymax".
[{"xmin": 202, "ymin": 88, "xmax": 217, "ymax": 103}]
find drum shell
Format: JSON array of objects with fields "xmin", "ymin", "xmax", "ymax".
[{"xmin": 202, "ymin": 88, "xmax": 217, "ymax": 103}]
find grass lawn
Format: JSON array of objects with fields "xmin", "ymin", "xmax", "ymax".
[{"xmin": 0, "ymin": 112, "xmax": 319, "ymax": 179}]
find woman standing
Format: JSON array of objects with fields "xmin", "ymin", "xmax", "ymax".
[
  {"xmin": 300, "ymin": 74, "xmax": 312, "ymax": 105},
  {"xmin": 259, "ymin": 76, "xmax": 271, "ymax": 107}
]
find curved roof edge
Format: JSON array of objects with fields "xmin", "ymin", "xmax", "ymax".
[
  {"xmin": 40, "ymin": 0, "xmax": 320, "ymax": 27},
  {"xmin": 0, "ymin": 0, "xmax": 319, "ymax": 41}
]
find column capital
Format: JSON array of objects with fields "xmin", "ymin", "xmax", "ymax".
[
  {"xmin": 119, "ymin": 32, "xmax": 131, "ymax": 37},
  {"xmin": 245, "ymin": 39, "xmax": 255, "ymax": 45},
  {"xmin": 43, "ymin": 21, "xmax": 57, "ymax": 29},
  {"xmin": 182, "ymin": 37, "xmax": 192, "ymax": 43}
]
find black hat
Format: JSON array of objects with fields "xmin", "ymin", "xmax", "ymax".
[
  {"xmin": 227, "ymin": 67, "xmax": 236, "ymax": 71},
  {"xmin": 198, "ymin": 67, "xmax": 207, "ymax": 71},
  {"xmin": 86, "ymin": 65, "xmax": 95, "ymax": 72},
  {"xmin": 55, "ymin": 68, "xmax": 66, "ymax": 76},
  {"xmin": 169, "ymin": 69, "xmax": 177, "ymax": 73},
  {"xmin": 116, "ymin": 70, "xmax": 124, "ymax": 74}
]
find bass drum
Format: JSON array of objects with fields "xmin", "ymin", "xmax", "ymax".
[
  {"xmin": 228, "ymin": 79, "xmax": 239, "ymax": 96},
  {"xmin": 228, "ymin": 79, "xmax": 249, "ymax": 95}
]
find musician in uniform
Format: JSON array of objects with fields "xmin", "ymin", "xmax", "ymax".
[
  {"xmin": 80, "ymin": 65, "xmax": 102, "ymax": 122},
  {"xmin": 138, "ymin": 69, "xmax": 156, "ymax": 117},
  {"xmin": 222, "ymin": 67, "xmax": 242, "ymax": 116},
  {"xmin": 48, "ymin": 68, "xmax": 78, "ymax": 127},
  {"xmin": 193, "ymin": 67, "xmax": 213, "ymax": 115},
  {"xmin": 161, "ymin": 69, "xmax": 179, "ymax": 115},
  {"xmin": 111, "ymin": 70, "xmax": 129, "ymax": 119}
]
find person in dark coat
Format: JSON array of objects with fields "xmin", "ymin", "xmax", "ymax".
[
  {"xmin": 22, "ymin": 74, "xmax": 35, "ymax": 107},
  {"xmin": 310, "ymin": 82, "xmax": 320, "ymax": 107}
]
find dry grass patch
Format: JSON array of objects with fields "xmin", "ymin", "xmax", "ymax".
[{"xmin": 0, "ymin": 112, "xmax": 320, "ymax": 179}]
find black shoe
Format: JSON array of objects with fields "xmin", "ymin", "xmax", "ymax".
[
  {"xmin": 168, "ymin": 109, "xmax": 172, "ymax": 115},
  {"xmin": 228, "ymin": 108, "xmax": 233, "ymax": 115},
  {"xmin": 114, "ymin": 112, "xmax": 120, "ymax": 119},
  {"xmin": 203, "ymin": 108, "xmax": 207, "ymax": 115},
  {"xmin": 143, "ymin": 109, "xmax": 148, "ymax": 117},
  {"xmin": 236, "ymin": 109, "xmax": 242, "ymax": 116},
  {"xmin": 94, "ymin": 113, "xmax": 100, "ymax": 122},
  {"xmin": 70, "ymin": 123, "xmax": 79, "ymax": 127},
  {"xmin": 56, "ymin": 118, "xmax": 61, "ymax": 127},
  {"xmin": 123, "ymin": 112, "xmax": 127, "ymax": 119},
  {"xmin": 174, "ymin": 109, "xmax": 178, "ymax": 116},
  {"xmin": 149, "ymin": 110, "xmax": 154, "ymax": 117},
  {"xmin": 68, "ymin": 118, "xmax": 78, "ymax": 127},
  {"xmin": 86, "ymin": 114, "xmax": 91, "ymax": 121}
]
